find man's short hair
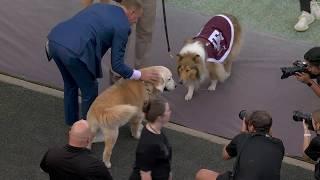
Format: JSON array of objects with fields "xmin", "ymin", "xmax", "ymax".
[
  {"xmin": 304, "ymin": 47, "xmax": 320, "ymax": 66},
  {"xmin": 121, "ymin": 0, "xmax": 142, "ymax": 11},
  {"xmin": 247, "ymin": 111, "xmax": 272, "ymax": 133}
]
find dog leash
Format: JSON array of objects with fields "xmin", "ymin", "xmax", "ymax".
[{"xmin": 162, "ymin": 0, "xmax": 174, "ymax": 59}]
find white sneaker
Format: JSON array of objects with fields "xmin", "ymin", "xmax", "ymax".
[
  {"xmin": 311, "ymin": 0, "xmax": 320, "ymax": 19},
  {"xmin": 92, "ymin": 130, "xmax": 105, "ymax": 143},
  {"xmin": 294, "ymin": 11, "xmax": 315, "ymax": 31}
]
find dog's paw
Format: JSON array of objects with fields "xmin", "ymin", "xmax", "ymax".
[
  {"xmin": 208, "ymin": 80, "xmax": 217, "ymax": 91},
  {"xmin": 132, "ymin": 132, "xmax": 141, "ymax": 139},
  {"xmin": 131, "ymin": 131, "xmax": 141, "ymax": 139},
  {"xmin": 131, "ymin": 125, "xmax": 143, "ymax": 139},
  {"xmin": 185, "ymin": 93, "xmax": 193, "ymax": 101},
  {"xmin": 208, "ymin": 85, "xmax": 216, "ymax": 91},
  {"xmin": 105, "ymin": 161, "xmax": 112, "ymax": 169}
]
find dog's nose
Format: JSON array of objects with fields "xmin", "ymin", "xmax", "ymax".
[
  {"xmin": 179, "ymin": 81, "xmax": 183, "ymax": 84},
  {"xmin": 175, "ymin": 84, "xmax": 177, "ymax": 88}
]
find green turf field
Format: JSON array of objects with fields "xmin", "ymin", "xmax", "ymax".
[{"xmin": 168, "ymin": 0, "xmax": 320, "ymax": 44}]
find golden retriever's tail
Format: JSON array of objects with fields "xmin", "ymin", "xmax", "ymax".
[{"xmin": 92, "ymin": 105, "xmax": 139, "ymax": 128}]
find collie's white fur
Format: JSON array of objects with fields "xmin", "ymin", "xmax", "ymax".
[
  {"xmin": 177, "ymin": 14, "xmax": 241, "ymax": 101},
  {"xmin": 180, "ymin": 41, "xmax": 206, "ymax": 63}
]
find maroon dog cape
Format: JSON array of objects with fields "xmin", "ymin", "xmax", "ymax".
[{"xmin": 194, "ymin": 14, "xmax": 234, "ymax": 63}]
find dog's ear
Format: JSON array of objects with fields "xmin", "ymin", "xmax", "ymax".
[
  {"xmin": 176, "ymin": 54, "xmax": 183, "ymax": 62},
  {"xmin": 184, "ymin": 38, "xmax": 194, "ymax": 44},
  {"xmin": 153, "ymin": 76, "xmax": 165, "ymax": 93},
  {"xmin": 193, "ymin": 54, "xmax": 201, "ymax": 63}
]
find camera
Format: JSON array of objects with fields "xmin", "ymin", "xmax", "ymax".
[
  {"xmin": 239, "ymin": 110, "xmax": 247, "ymax": 120},
  {"xmin": 293, "ymin": 110, "xmax": 314, "ymax": 131},
  {"xmin": 280, "ymin": 60, "xmax": 310, "ymax": 79}
]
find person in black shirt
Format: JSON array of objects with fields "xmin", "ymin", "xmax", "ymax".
[
  {"xmin": 196, "ymin": 111, "xmax": 285, "ymax": 180},
  {"xmin": 303, "ymin": 109, "xmax": 320, "ymax": 179},
  {"xmin": 40, "ymin": 120, "xmax": 113, "ymax": 180},
  {"xmin": 295, "ymin": 47, "xmax": 320, "ymax": 97},
  {"xmin": 129, "ymin": 96, "xmax": 172, "ymax": 180}
]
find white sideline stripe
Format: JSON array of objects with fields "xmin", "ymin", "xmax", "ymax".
[{"xmin": 0, "ymin": 73, "xmax": 314, "ymax": 171}]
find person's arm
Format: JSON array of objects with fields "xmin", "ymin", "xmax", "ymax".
[
  {"xmin": 40, "ymin": 151, "xmax": 49, "ymax": 173},
  {"xmin": 296, "ymin": 72, "xmax": 320, "ymax": 97},
  {"xmin": 140, "ymin": 171, "xmax": 152, "ymax": 180},
  {"xmin": 222, "ymin": 120, "xmax": 248, "ymax": 160},
  {"xmin": 111, "ymin": 27, "xmax": 160, "ymax": 82},
  {"xmin": 222, "ymin": 145, "xmax": 232, "ymax": 160},
  {"xmin": 111, "ymin": 27, "xmax": 137, "ymax": 79},
  {"xmin": 137, "ymin": 144, "xmax": 158, "ymax": 180},
  {"xmin": 222, "ymin": 134, "xmax": 245, "ymax": 160},
  {"xmin": 241, "ymin": 118, "xmax": 248, "ymax": 133},
  {"xmin": 303, "ymin": 120, "xmax": 312, "ymax": 153}
]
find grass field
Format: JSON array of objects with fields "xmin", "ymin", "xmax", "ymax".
[{"xmin": 168, "ymin": 0, "xmax": 320, "ymax": 44}]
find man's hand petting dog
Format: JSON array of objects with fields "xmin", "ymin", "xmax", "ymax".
[{"xmin": 140, "ymin": 70, "xmax": 161, "ymax": 83}]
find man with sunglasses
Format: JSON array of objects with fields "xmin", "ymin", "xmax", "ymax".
[{"xmin": 296, "ymin": 47, "xmax": 320, "ymax": 97}]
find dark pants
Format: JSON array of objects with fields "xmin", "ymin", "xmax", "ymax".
[
  {"xmin": 49, "ymin": 41, "xmax": 98, "ymax": 126},
  {"xmin": 129, "ymin": 170, "xmax": 169, "ymax": 180},
  {"xmin": 300, "ymin": 0, "xmax": 312, "ymax": 13}
]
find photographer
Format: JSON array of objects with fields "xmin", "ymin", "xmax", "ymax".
[
  {"xmin": 195, "ymin": 111, "xmax": 285, "ymax": 180},
  {"xmin": 302, "ymin": 109, "xmax": 320, "ymax": 179},
  {"xmin": 295, "ymin": 47, "xmax": 320, "ymax": 97}
]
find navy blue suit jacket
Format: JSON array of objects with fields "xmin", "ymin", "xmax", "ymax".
[{"xmin": 48, "ymin": 4, "xmax": 133, "ymax": 78}]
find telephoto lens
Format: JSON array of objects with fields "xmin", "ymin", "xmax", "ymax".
[
  {"xmin": 293, "ymin": 110, "xmax": 314, "ymax": 131},
  {"xmin": 239, "ymin": 110, "xmax": 247, "ymax": 120}
]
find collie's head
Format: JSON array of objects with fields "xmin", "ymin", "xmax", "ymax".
[{"xmin": 176, "ymin": 53, "xmax": 203, "ymax": 85}]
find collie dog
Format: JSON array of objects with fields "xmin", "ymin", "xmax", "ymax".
[
  {"xmin": 86, "ymin": 66, "xmax": 176, "ymax": 168},
  {"xmin": 177, "ymin": 14, "xmax": 242, "ymax": 101}
]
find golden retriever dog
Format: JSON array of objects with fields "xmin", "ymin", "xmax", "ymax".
[
  {"xmin": 177, "ymin": 14, "xmax": 242, "ymax": 101},
  {"xmin": 86, "ymin": 66, "xmax": 176, "ymax": 168}
]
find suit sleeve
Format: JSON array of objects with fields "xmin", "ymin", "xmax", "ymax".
[{"xmin": 111, "ymin": 27, "xmax": 134, "ymax": 79}]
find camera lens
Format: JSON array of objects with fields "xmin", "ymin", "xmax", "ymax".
[{"xmin": 239, "ymin": 110, "xmax": 247, "ymax": 120}]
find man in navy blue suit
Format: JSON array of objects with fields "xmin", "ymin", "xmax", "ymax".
[{"xmin": 46, "ymin": 0, "xmax": 159, "ymax": 126}]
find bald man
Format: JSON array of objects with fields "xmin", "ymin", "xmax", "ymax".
[{"xmin": 40, "ymin": 120, "xmax": 113, "ymax": 180}]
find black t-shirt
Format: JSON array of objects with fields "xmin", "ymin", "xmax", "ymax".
[
  {"xmin": 40, "ymin": 144, "xmax": 113, "ymax": 180},
  {"xmin": 225, "ymin": 133, "xmax": 285, "ymax": 180},
  {"xmin": 130, "ymin": 127, "xmax": 172, "ymax": 180},
  {"xmin": 305, "ymin": 136, "xmax": 320, "ymax": 161}
]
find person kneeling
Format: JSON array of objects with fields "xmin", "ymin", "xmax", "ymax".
[
  {"xmin": 302, "ymin": 109, "xmax": 320, "ymax": 179},
  {"xmin": 195, "ymin": 111, "xmax": 285, "ymax": 180}
]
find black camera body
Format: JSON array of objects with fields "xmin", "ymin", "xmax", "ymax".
[
  {"xmin": 293, "ymin": 110, "xmax": 314, "ymax": 131},
  {"xmin": 280, "ymin": 60, "xmax": 310, "ymax": 79},
  {"xmin": 239, "ymin": 110, "xmax": 247, "ymax": 121}
]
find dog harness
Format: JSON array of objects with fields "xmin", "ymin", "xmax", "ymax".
[{"xmin": 194, "ymin": 14, "xmax": 235, "ymax": 63}]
